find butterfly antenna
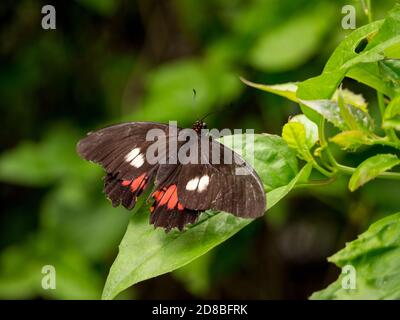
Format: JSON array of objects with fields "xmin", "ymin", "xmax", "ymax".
[
  {"xmin": 200, "ymin": 103, "xmax": 234, "ymax": 122},
  {"xmin": 192, "ymin": 88, "xmax": 204, "ymax": 119}
]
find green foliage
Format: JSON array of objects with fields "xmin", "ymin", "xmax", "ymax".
[
  {"xmin": 349, "ymin": 154, "xmax": 400, "ymax": 192},
  {"xmin": 310, "ymin": 212, "xmax": 400, "ymax": 299},
  {"xmin": 282, "ymin": 122, "xmax": 314, "ymax": 162},
  {"xmin": 244, "ymin": 2, "xmax": 400, "ymax": 300},
  {"xmin": 2, "ymin": 0, "xmax": 400, "ymax": 300},
  {"xmin": 330, "ymin": 130, "xmax": 373, "ymax": 150}
]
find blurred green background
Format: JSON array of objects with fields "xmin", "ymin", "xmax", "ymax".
[{"xmin": 0, "ymin": 0, "xmax": 398, "ymax": 299}]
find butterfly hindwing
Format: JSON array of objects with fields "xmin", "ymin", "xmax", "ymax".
[{"xmin": 149, "ymin": 164, "xmax": 200, "ymax": 231}]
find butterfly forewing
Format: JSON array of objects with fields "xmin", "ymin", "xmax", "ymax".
[{"xmin": 77, "ymin": 122, "xmax": 170, "ymax": 180}]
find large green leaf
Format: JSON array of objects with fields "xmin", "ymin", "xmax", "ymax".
[
  {"xmin": 298, "ymin": 4, "xmax": 400, "ymax": 101},
  {"xmin": 311, "ymin": 212, "xmax": 400, "ymax": 299},
  {"xmin": 297, "ymin": 21, "xmax": 384, "ymax": 101},
  {"xmin": 348, "ymin": 154, "xmax": 400, "ymax": 192},
  {"xmin": 101, "ymin": 134, "xmax": 308, "ymax": 300}
]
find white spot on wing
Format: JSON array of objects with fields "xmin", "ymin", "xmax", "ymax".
[
  {"xmin": 186, "ymin": 177, "xmax": 199, "ymax": 191},
  {"xmin": 130, "ymin": 153, "xmax": 145, "ymax": 168},
  {"xmin": 198, "ymin": 175, "xmax": 209, "ymax": 192},
  {"xmin": 125, "ymin": 148, "xmax": 140, "ymax": 162}
]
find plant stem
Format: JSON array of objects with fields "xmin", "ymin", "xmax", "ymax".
[
  {"xmin": 295, "ymin": 177, "xmax": 337, "ymax": 189},
  {"xmin": 362, "ymin": 0, "xmax": 373, "ymax": 23},
  {"xmin": 318, "ymin": 117, "xmax": 339, "ymax": 171},
  {"xmin": 312, "ymin": 161, "xmax": 334, "ymax": 177},
  {"xmin": 377, "ymin": 91, "xmax": 385, "ymax": 119}
]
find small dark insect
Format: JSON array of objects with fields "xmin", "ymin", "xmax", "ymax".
[{"xmin": 76, "ymin": 121, "xmax": 266, "ymax": 232}]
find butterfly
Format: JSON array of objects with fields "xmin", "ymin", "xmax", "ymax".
[{"xmin": 76, "ymin": 120, "xmax": 266, "ymax": 232}]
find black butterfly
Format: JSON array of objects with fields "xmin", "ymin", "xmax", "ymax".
[{"xmin": 76, "ymin": 120, "xmax": 266, "ymax": 232}]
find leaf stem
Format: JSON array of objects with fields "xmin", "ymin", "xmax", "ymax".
[
  {"xmin": 377, "ymin": 91, "xmax": 385, "ymax": 119},
  {"xmin": 295, "ymin": 177, "xmax": 337, "ymax": 189},
  {"xmin": 318, "ymin": 117, "xmax": 339, "ymax": 171},
  {"xmin": 312, "ymin": 161, "xmax": 334, "ymax": 177}
]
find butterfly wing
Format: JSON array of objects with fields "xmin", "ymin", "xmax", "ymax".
[
  {"xmin": 77, "ymin": 123, "xmax": 266, "ymax": 231},
  {"xmin": 77, "ymin": 122, "xmax": 174, "ymax": 209},
  {"xmin": 176, "ymin": 136, "xmax": 266, "ymax": 218},
  {"xmin": 77, "ymin": 122, "xmax": 173, "ymax": 180},
  {"xmin": 149, "ymin": 164, "xmax": 200, "ymax": 232}
]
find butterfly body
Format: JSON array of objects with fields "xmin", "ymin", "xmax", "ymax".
[{"xmin": 77, "ymin": 121, "xmax": 266, "ymax": 232}]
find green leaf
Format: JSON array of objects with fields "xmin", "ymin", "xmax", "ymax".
[
  {"xmin": 240, "ymin": 77, "xmax": 298, "ymax": 103},
  {"xmin": 101, "ymin": 134, "xmax": 302, "ymax": 300},
  {"xmin": 347, "ymin": 63, "xmax": 395, "ymax": 97},
  {"xmin": 290, "ymin": 114, "xmax": 319, "ymax": 149},
  {"xmin": 299, "ymin": 99, "xmax": 373, "ymax": 131},
  {"xmin": 378, "ymin": 59, "xmax": 400, "ymax": 94},
  {"xmin": 348, "ymin": 154, "xmax": 400, "ymax": 192},
  {"xmin": 172, "ymin": 251, "xmax": 213, "ymax": 297},
  {"xmin": 299, "ymin": 5, "xmax": 400, "ymax": 102},
  {"xmin": 282, "ymin": 122, "xmax": 313, "ymax": 162},
  {"xmin": 310, "ymin": 212, "xmax": 400, "ymax": 299},
  {"xmin": 383, "ymin": 95, "xmax": 400, "ymax": 130},
  {"xmin": 330, "ymin": 130, "xmax": 373, "ymax": 151},
  {"xmin": 332, "ymin": 88, "xmax": 368, "ymax": 113},
  {"xmin": 297, "ymin": 21, "xmax": 383, "ymax": 101}
]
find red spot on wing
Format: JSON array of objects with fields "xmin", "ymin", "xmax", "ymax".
[
  {"xmin": 121, "ymin": 180, "xmax": 132, "ymax": 187},
  {"xmin": 167, "ymin": 188, "xmax": 179, "ymax": 209},
  {"xmin": 130, "ymin": 173, "xmax": 146, "ymax": 192},
  {"xmin": 159, "ymin": 185, "xmax": 176, "ymax": 206},
  {"xmin": 152, "ymin": 185, "xmax": 186, "ymax": 212},
  {"xmin": 153, "ymin": 190, "xmax": 163, "ymax": 201}
]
